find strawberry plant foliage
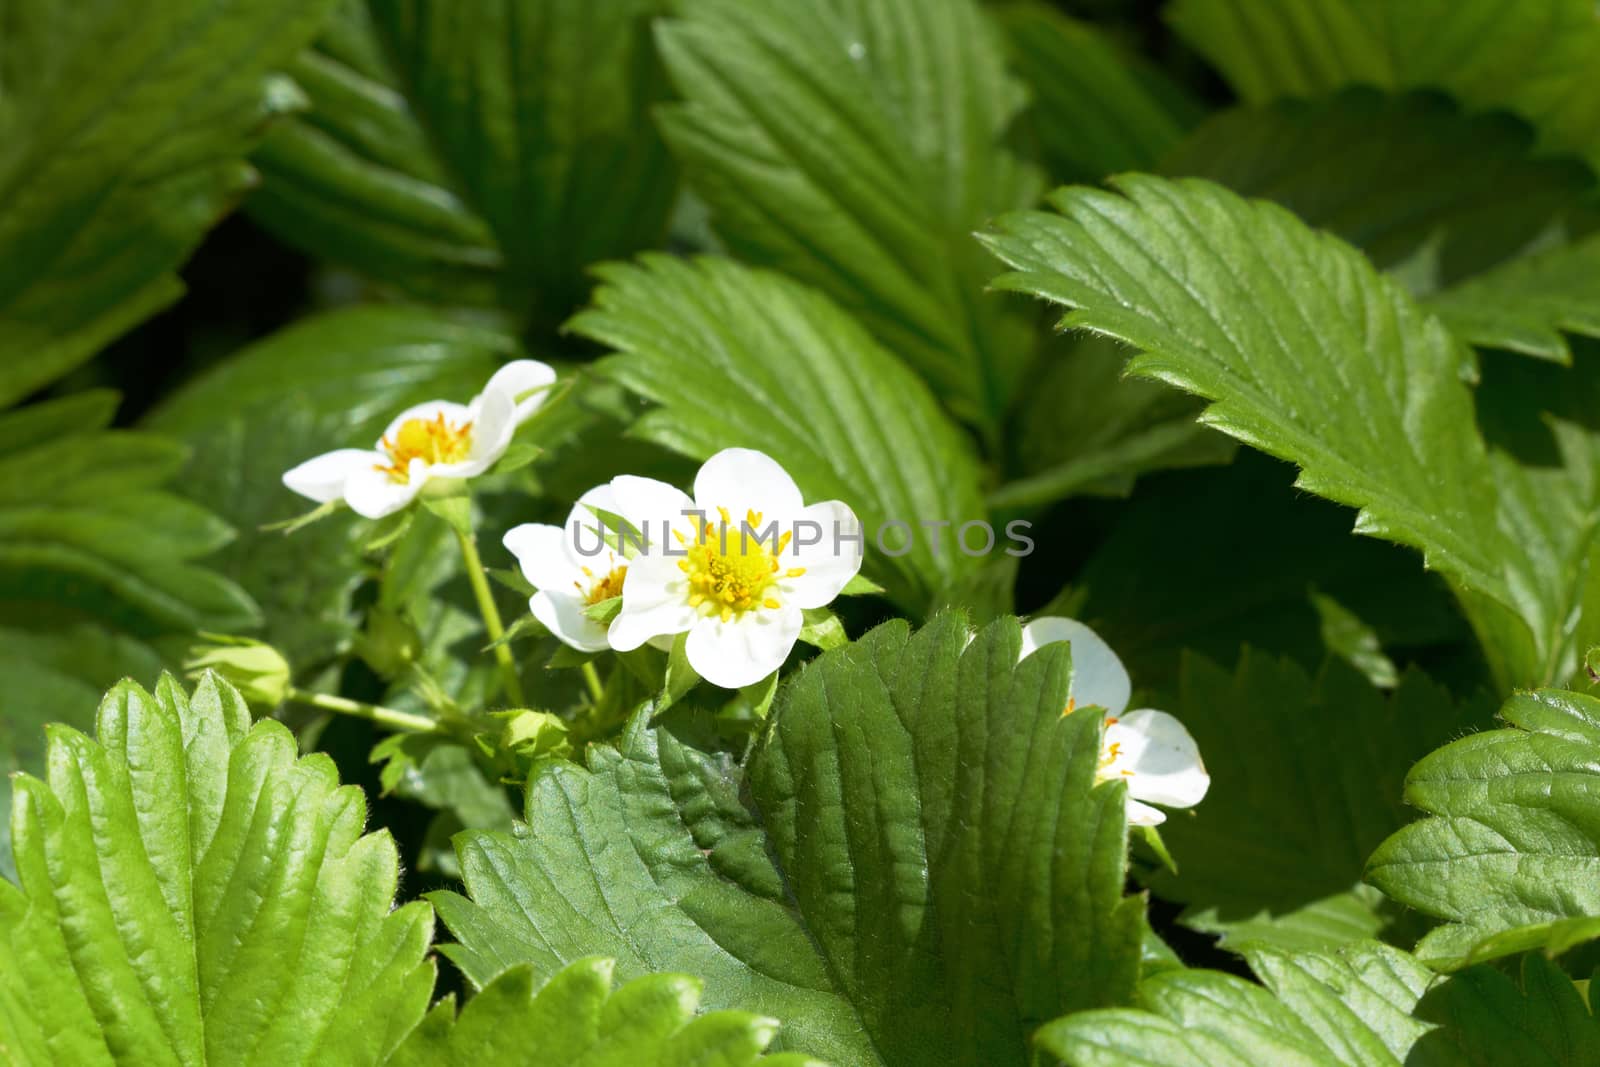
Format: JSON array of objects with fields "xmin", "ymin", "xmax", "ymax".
[
  {"xmin": 0, "ymin": 673, "xmax": 436, "ymax": 1064},
  {"xmin": 1368, "ymin": 688, "xmax": 1600, "ymax": 967},
  {"xmin": 432, "ymin": 615, "xmax": 1145, "ymax": 1066},
  {"xmin": 982, "ymin": 176, "xmax": 1600, "ymax": 690}
]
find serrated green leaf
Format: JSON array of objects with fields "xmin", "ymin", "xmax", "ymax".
[
  {"xmin": 1163, "ymin": 89, "xmax": 1596, "ymax": 300},
  {"xmin": 388, "ymin": 958, "xmax": 823, "ymax": 1066},
  {"xmin": 0, "ymin": 397, "xmax": 258, "ymax": 637},
  {"xmin": 0, "ymin": 0, "xmax": 337, "ymax": 403},
  {"xmin": 1168, "ymin": 0, "xmax": 1600, "ymax": 173},
  {"xmin": 249, "ymin": 0, "xmax": 676, "ymax": 332},
  {"xmin": 0, "ymin": 673, "xmax": 435, "ymax": 1064},
  {"xmin": 144, "ymin": 307, "xmax": 513, "ymax": 665},
  {"xmin": 1148, "ymin": 651, "xmax": 1483, "ymax": 952},
  {"xmin": 981, "ymin": 175, "xmax": 1596, "ymax": 689},
  {"xmin": 998, "ymin": 3, "xmax": 1202, "ymax": 183},
  {"xmin": 1036, "ymin": 943, "xmax": 1600, "ymax": 1067},
  {"xmin": 431, "ymin": 615, "xmax": 1145, "ymax": 1066},
  {"xmin": 655, "ymin": 0, "xmax": 1040, "ymax": 435},
  {"xmin": 1428, "ymin": 233, "xmax": 1600, "ymax": 363},
  {"xmin": 1367, "ymin": 687, "xmax": 1600, "ymax": 967},
  {"xmin": 572, "ymin": 254, "xmax": 988, "ymax": 613}
]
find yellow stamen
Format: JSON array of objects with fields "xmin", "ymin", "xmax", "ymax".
[
  {"xmin": 580, "ymin": 564, "xmax": 627, "ymax": 606},
  {"xmin": 373, "ymin": 411, "xmax": 474, "ymax": 484},
  {"xmin": 680, "ymin": 508, "xmax": 792, "ymax": 622}
]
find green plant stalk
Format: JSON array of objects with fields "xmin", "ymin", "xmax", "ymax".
[
  {"xmin": 456, "ymin": 525, "xmax": 527, "ymax": 706},
  {"xmin": 581, "ymin": 661, "xmax": 606, "ymax": 705},
  {"xmin": 287, "ymin": 686, "xmax": 442, "ymax": 734}
]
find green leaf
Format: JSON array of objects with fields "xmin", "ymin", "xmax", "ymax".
[
  {"xmin": 0, "ymin": 673, "xmax": 435, "ymax": 1064},
  {"xmin": 1148, "ymin": 651, "xmax": 1482, "ymax": 953},
  {"xmin": 1367, "ymin": 687, "xmax": 1600, "ymax": 967},
  {"xmin": 1037, "ymin": 941, "xmax": 1600, "ymax": 1067},
  {"xmin": 993, "ymin": 333, "xmax": 1234, "ymax": 508},
  {"xmin": 1167, "ymin": 0, "xmax": 1600, "ymax": 173},
  {"xmin": 144, "ymin": 306, "xmax": 513, "ymax": 666},
  {"xmin": 431, "ymin": 615, "xmax": 1145, "ymax": 1066},
  {"xmin": 571, "ymin": 255, "xmax": 989, "ymax": 614},
  {"xmin": 0, "ymin": 0, "xmax": 337, "ymax": 403},
  {"xmin": 655, "ymin": 0, "xmax": 1040, "ymax": 435},
  {"xmin": 250, "ymin": 0, "xmax": 677, "ymax": 331},
  {"xmin": 997, "ymin": 3, "xmax": 1202, "ymax": 183},
  {"xmin": 389, "ymin": 958, "xmax": 824, "ymax": 1066},
  {"xmin": 1034, "ymin": 942, "xmax": 1434, "ymax": 1067},
  {"xmin": 1427, "ymin": 233, "xmax": 1600, "ymax": 363},
  {"xmin": 1067, "ymin": 455, "xmax": 1466, "ymax": 690},
  {"xmin": 980, "ymin": 175, "xmax": 1593, "ymax": 689},
  {"xmin": 0, "ymin": 395, "xmax": 258, "ymax": 638},
  {"xmin": 0, "ymin": 626, "xmax": 164, "ymax": 882},
  {"xmin": 1162, "ymin": 89, "xmax": 1597, "ymax": 299}
]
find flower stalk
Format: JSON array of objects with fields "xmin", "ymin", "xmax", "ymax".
[
  {"xmin": 456, "ymin": 523, "xmax": 527, "ymax": 706},
  {"xmin": 286, "ymin": 686, "xmax": 442, "ymax": 735}
]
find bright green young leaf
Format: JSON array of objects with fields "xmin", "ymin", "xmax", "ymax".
[
  {"xmin": 570, "ymin": 255, "xmax": 989, "ymax": 613},
  {"xmin": 1148, "ymin": 651, "xmax": 1481, "ymax": 952},
  {"xmin": 431, "ymin": 615, "xmax": 1146, "ymax": 1066},
  {"xmin": 0, "ymin": 673, "xmax": 435, "ymax": 1064},
  {"xmin": 1367, "ymin": 688, "xmax": 1600, "ymax": 967},
  {"xmin": 0, "ymin": 627, "xmax": 165, "ymax": 883},
  {"xmin": 0, "ymin": 0, "xmax": 337, "ymax": 404},
  {"xmin": 1037, "ymin": 941, "xmax": 1598, "ymax": 1067},
  {"xmin": 145, "ymin": 306, "xmax": 513, "ymax": 666},
  {"xmin": 1163, "ymin": 90, "xmax": 1597, "ymax": 299},
  {"xmin": 1428, "ymin": 233, "xmax": 1600, "ymax": 363},
  {"xmin": 1168, "ymin": 0, "xmax": 1600, "ymax": 172},
  {"xmin": 997, "ymin": 3, "xmax": 1202, "ymax": 183},
  {"xmin": 250, "ymin": 0, "xmax": 676, "ymax": 332},
  {"xmin": 390, "ymin": 958, "xmax": 824, "ymax": 1067},
  {"xmin": 1034, "ymin": 942, "xmax": 1434, "ymax": 1067},
  {"xmin": 980, "ymin": 175, "xmax": 1596, "ymax": 689},
  {"xmin": 655, "ymin": 0, "xmax": 1041, "ymax": 436}
]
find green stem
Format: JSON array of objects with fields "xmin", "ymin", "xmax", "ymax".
[
  {"xmin": 581, "ymin": 661, "xmax": 605, "ymax": 705},
  {"xmin": 455, "ymin": 524, "xmax": 527, "ymax": 706},
  {"xmin": 287, "ymin": 687, "xmax": 441, "ymax": 734}
]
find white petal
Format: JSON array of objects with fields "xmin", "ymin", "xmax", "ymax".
[
  {"xmin": 1124, "ymin": 799, "xmax": 1167, "ymax": 826},
  {"xmin": 1105, "ymin": 709, "xmax": 1210, "ymax": 810},
  {"xmin": 480, "ymin": 360, "xmax": 558, "ymax": 424},
  {"xmin": 692, "ymin": 448, "xmax": 803, "ymax": 524},
  {"xmin": 375, "ymin": 400, "xmax": 471, "ymax": 448},
  {"xmin": 530, "ymin": 591, "xmax": 610, "ymax": 653},
  {"xmin": 607, "ymin": 552, "xmax": 697, "ymax": 651},
  {"xmin": 343, "ymin": 465, "xmax": 423, "ymax": 519},
  {"xmin": 685, "ymin": 604, "xmax": 802, "ymax": 689},
  {"xmin": 1019, "ymin": 616, "xmax": 1130, "ymax": 715},
  {"xmin": 779, "ymin": 499, "xmax": 864, "ymax": 609},
  {"xmin": 503, "ymin": 523, "xmax": 584, "ymax": 593},
  {"xmin": 459, "ymin": 386, "xmax": 516, "ymax": 471},
  {"xmin": 611, "ymin": 475, "xmax": 696, "ymax": 553},
  {"xmin": 282, "ymin": 449, "xmax": 377, "ymax": 504},
  {"xmin": 565, "ymin": 484, "xmax": 629, "ymax": 569}
]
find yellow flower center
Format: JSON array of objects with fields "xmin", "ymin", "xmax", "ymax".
[
  {"xmin": 576, "ymin": 564, "xmax": 628, "ymax": 606},
  {"xmin": 1096, "ymin": 717, "xmax": 1133, "ymax": 782},
  {"xmin": 677, "ymin": 508, "xmax": 806, "ymax": 622},
  {"xmin": 375, "ymin": 413, "xmax": 474, "ymax": 483}
]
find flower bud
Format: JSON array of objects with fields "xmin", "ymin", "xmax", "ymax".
[{"xmin": 184, "ymin": 634, "xmax": 292, "ymax": 710}]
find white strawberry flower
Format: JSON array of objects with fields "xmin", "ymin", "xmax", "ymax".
[
  {"xmin": 1020, "ymin": 616, "xmax": 1210, "ymax": 826},
  {"xmin": 282, "ymin": 360, "xmax": 557, "ymax": 519},
  {"xmin": 502, "ymin": 484, "xmax": 633, "ymax": 653},
  {"xmin": 607, "ymin": 448, "xmax": 863, "ymax": 689}
]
